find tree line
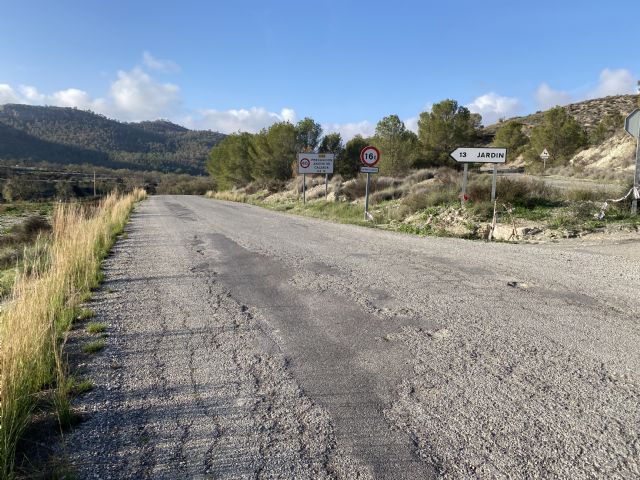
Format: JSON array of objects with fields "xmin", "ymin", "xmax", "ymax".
[
  {"xmin": 208, "ymin": 99, "xmax": 614, "ymax": 190},
  {"xmin": 207, "ymin": 100, "xmax": 484, "ymax": 189}
]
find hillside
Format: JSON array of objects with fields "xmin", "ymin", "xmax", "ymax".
[
  {"xmin": 484, "ymin": 94, "xmax": 638, "ymax": 135},
  {"xmin": 0, "ymin": 104, "xmax": 225, "ymax": 174}
]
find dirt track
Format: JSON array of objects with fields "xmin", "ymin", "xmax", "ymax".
[{"xmin": 66, "ymin": 195, "xmax": 640, "ymax": 479}]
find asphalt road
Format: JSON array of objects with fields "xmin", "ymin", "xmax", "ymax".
[{"xmin": 66, "ymin": 195, "xmax": 640, "ymax": 479}]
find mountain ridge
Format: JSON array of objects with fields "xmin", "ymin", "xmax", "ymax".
[{"xmin": 0, "ymin": 104, "xmax": 225, "ymax": 174}]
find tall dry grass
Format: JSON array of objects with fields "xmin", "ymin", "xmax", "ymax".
[{"xmin": 0, "ymin": 189, "xmax": 146, "ymax": 477}]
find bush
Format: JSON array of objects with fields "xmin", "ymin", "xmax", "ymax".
[
  {"xmin": 370, "ymin": 187, "xmax": 404, "ymax": 204},
  {"xmin": 401, "ymin": 185, "xmax": 459, "ymax": 212},
  {"xmin": 155, "ymin": 175, "xmax": 216, "ymax": 195},
  {"xmin": 566, "ymin": 189, "xmax": 605, "ymax": 202},
  {"xmin": 244, "ymin": 179, "xmax": 287, "ymax": 195},
  {"xmin": 434, "ymin": 167, "xmax": 460, "ymax": 186},
  {"xmin": 404, "ymin": 169, "xmax": 436, "ymax": 185},
  {"xmin": 498, "ymin": 178, "xmax": 558, "ymax": 207},
  {"xmin": 339, "ymin": 175, "xmax": 399, "ymax": 200}
]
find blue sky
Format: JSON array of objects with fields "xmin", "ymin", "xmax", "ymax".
[{"xmin": 1, "ymin": 0, "xmax": 638, "ymax": 138}]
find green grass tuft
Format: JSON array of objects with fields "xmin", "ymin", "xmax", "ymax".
[
  {"xmin": 69, "ymin": 377, "xmax": 94, "ymax": 396},
  {"xmin": 82, "ymin": 339, "xmax": 106, "ymax": 354},
  {"xmin": 86, "ymin": 322, "xmax": 106, "ymax": 334},
  {"xmin": 76, "ymin": 308, "xmax": 95, "ymax": 321}
]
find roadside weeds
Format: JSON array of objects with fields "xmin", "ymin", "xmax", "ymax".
[{"xmin": 0, "ymin": 189, "xmax": 146, "ymax": 478}]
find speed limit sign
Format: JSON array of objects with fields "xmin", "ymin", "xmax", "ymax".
[{"xmin": 360, "ymin": 146, "xmax": 380, "ymax": 167}]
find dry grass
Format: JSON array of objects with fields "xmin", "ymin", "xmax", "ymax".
[
  {"xmin": 206, "ymin": 190, "xmax": 249, "ymax": 203},
  {"xmin": 0, "ymin": 188, "xmax": 146, "ymax": 477}
]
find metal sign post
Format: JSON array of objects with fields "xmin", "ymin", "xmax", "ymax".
[
  {"xmin": 359, "ymin": 146, "xmax": 381, "ymax": 221},
  {"xmin": 491, "ymin": 163, "xmax": 498, "ymax": 202},
  {"xmin": 325, "ymin": 174, "xmax": 328, "ymax": 200},
  {"xmin": 303, "ymin": 173, "xmax": 306, "ymax": 204},
  {"xmin": 364, "ymin": 173, "xmax": 371, "ymax": 220},
  {"xmin": 634, "ymin": 138, "xmax": 640, "ymax": 215},
  {"xmin": 461, "ymin": 164, "xmax": 469, "ymax": 206},
  {"xmin": 624, "ymin": 109, "xmax": 640, "ymax": 215}
]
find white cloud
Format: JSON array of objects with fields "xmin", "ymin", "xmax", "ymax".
[
  {"xmin": 323, "ymin": 114, "xmax": 422, "ymax": 141},
  {"xmin": 1, "ymin": 65, "xmax": 180, "ymax": 121},
  {"xmin": 188, "ymin": 107, "xmax": 297, "ymax": 133},
  {"xmin": 323, "ymin": 121, "xmax": 375, "ymax": 141},
  {"xmin": 587, "ymin": 68, "xmax": 635, "ymax": 98},
  {"xmin": 467, "ymin": 92, "xmax": 521, "ymax": 125},
  {"xmin": 18, "ymin": 85, "xmax": 45, "ymax": 103},
  {"xmin": 404, "ymin": 116, "xmax": 419, "ymax": 133},
  {"xmin": 0, "ymin": 84, "xmax": 20, "ymax": 104},
  {"xmin": 535, "ymin": 83, "xmax": 572, "ymax": 110},
  {"xmin": 535, "ymin": 68, "xmax": 636, "ymax": 110},
  {"xmin": 280, "ymin": 108, "xmax": 296, "ymax": 123},
  {"xmin": 49, "ymin": 88, "xmax": 107, "ymax": 111},
  {"xmin": 109, "ymin": 67, "xmax": 181, "ymax": 120},
  {"xmin": 142, "ymin": 51, "xmax": 180, "ymax": 73}
]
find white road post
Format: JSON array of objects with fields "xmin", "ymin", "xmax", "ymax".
[{"xmin": 491, "ymin": 163, "xmax": 497, "ymax": 202}]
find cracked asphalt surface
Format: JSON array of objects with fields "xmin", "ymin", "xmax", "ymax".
[{"xmin": 66, "ymin": 195, "xmax": 640, "ymax": 479}]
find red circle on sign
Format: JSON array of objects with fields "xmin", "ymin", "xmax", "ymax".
[
  {"xmin": 300, "ymin": 157, "xmax": 310, "ymax": 168},
  {"xmin": 360, "ymin": 146, "xmax": 380, "ymax": 167}
]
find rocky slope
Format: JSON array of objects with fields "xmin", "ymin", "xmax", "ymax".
[
  {"xmin": 485, "ymin": 94, "xmax": 638, "ymax": 134},
  {"xmin": 571, "ymin": 132, "xmax": 636, "ymax": 174}
]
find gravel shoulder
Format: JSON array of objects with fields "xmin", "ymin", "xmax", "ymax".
[{"xmin": 65, "ymin": 196, "xmax": 640, "ymax": 479}]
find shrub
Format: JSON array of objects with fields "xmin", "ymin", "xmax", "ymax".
[
  {"xmin": 340, "ymin": 176, "xmax": 396, "ymax": 200},
  {"xmin": 370, "ymin": 187, "xmax": 404, "ymax": 204},
  {"xmin": 404, "ymin": 169, "xmax": 436, "ymax": 185},
  {"xmin": 566, "ymin": 189, "xmax": 604, "ymax": 202},
  {"xmin": 401, "ymin": 185, "xmax": 459, "ymax": 212}
]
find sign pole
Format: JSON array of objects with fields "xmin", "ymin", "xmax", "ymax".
[
  {"xmin": 303, "ymin": 173, "xmax": 306, "ymax": 204},
  {"xmin": 491, "ymin": 163, "xmax": 497, "ymax": 202},
  {"xmin": 325, "ymin": 173, "xmax": 328, "ymax": 200},
  {"xmin": 461, "ymin": 163, "xmax": 468, "ymax": 206},
  {"xmin": 364, "ymin": 172, "xmax": 371, "ymax": 220},
  {"xmin": 633, "ymin": 127, "xmax": 640, "ymax": 215}
]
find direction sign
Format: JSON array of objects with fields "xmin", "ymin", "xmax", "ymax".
[
  {"xmin": 297, "ymin": 153, "xmax": 334, "ymax": 174},
  {"xmin": 450, "ymin": 147, "xmax": 507, "ymax": 163},
  {"xmin": 625, "ymin": 109, "xmax": 640, "ymax": 139},
  {"xmin": 360, "ymin": 146, "xmax": 380, "ymax": 167},
  {"xmin": 540, "ymin": 148, "xmax": 550, "ymax": 160},
  {"xmin": 360, "ymin": 166, "xmax": 379, "ymax": 173}
]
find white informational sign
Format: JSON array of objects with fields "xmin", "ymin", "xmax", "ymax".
[
  {"xmin": 360, "ymin": 166, "xmax": 379, "ymax": 173},
  {"xmin": 297, "ymin": 153, "xmax": 334, "ymax": 174},
  {"xmin": 450, "ymin": 147, "xmax": 507, "ymax": 163},
  {"xmin": 540, "ymin": 148, "xmax": 550, "ymax": 160}
]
